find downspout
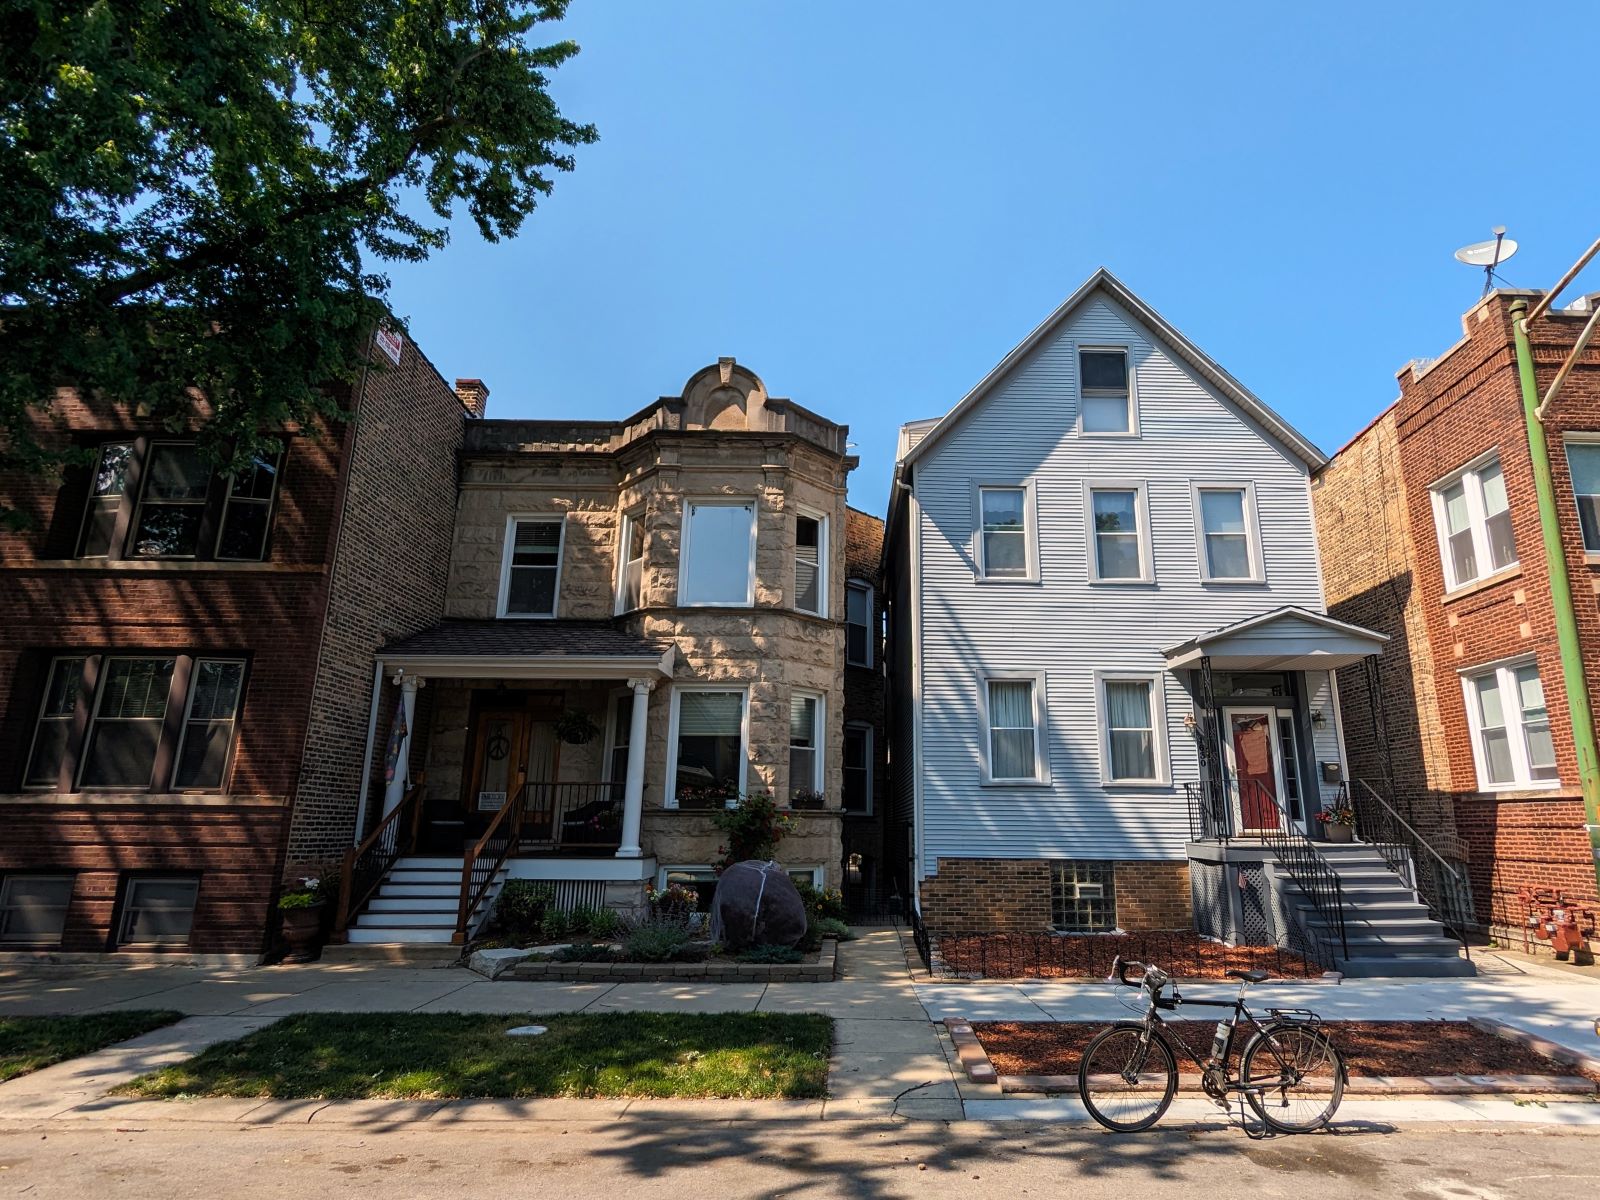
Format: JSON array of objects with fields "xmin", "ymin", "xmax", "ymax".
[{"xmin": 1509, "ymin": 298, "xmax": 1600, "ymax": 897}]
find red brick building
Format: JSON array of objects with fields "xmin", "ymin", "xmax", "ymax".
[
  {"xmin": 1314, "ymin": 289, "xmax": 1600, "ymax": 950},
  {"xmin": 0, "ymin": 328, "xmax": 472, "ymax": 959}
]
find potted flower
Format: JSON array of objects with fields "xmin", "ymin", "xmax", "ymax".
[
  {"xmin": 1313, "ymin": 804, "xmax": 1357, "ymax": 844},
  {"xmin": 278, "ymin": 876, "xmax": 327, "ymax": 963},
  {"xmin": 788, "ymin": 788, "xmax": 826, "ymax": 811},
  {"xmin": 554, "ymin": 708, "xmax": 600, "ymax": 745}
]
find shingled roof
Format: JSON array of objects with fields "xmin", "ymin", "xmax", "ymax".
[{"xmin": 381, "ymin": 620, "xmax": 668, "ymax": 660}]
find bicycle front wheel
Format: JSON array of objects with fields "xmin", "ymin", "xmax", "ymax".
[
  {"xmin": 1077, "ymin": 1022, "xmax": 1178, "ymax": 1132},
  {"xmin": 1241, "ymin": 1023, "xmax": 1345, "ymax": 1133}
]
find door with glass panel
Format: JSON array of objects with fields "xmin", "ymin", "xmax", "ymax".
[{"xmin": 1221, "ymin": 707, "xmax": 1288, "ymax": 834}]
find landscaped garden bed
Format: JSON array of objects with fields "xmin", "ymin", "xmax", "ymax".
[
  {"xmin": 0, "ymin": 1011, "xmax": 182, "ymax": 1083},
  {"xmin": 933, "ymin": 930, "xmax": 1317, "ymax": 980},
  {"xmin": 114, "ymin": 1011, "xmax": 833, "ymax": 1100},
  {"xmin": 963, "ymin": 1019, "xmax": 1600, "ymax": 1094},
  {"xmin": 488, "ymin": 936, "xmax": 837, "ymax": 982}
]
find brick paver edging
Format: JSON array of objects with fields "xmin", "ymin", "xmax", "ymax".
[
  {"xmin": 942, "ymin": 1017, "xmax": 1597, "ymax": 1098},
  {"xmin": 501, "ymin": 939, "xmax": 837, "ymax": 983}
]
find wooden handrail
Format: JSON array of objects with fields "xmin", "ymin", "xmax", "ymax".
[
  {"xmin": 332, "ymin": 772, "xmax": 425, "ymax": 938},
  {"xmin": 454, "ymin": 771, "xmax": 527, "ymax": 944}
]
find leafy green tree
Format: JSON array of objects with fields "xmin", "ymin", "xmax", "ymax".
[{"xmin": 0, "ymin": 0, "xmax": 596, "ymax": 502}]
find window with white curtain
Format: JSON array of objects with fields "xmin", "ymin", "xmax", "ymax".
[
  {"xmin": 1098, "ymin": 675, "xmax": 1164, "ymax": 784},
  {"xmin": 1430, "ymin": 456, "xmax": 1516, "ymax": 590},
  {"xmin": 1463, "ymin": 661, "xmax": 1558, "ymax": 790},
  {"xmin": 978, "ymin": 487, "xmax": 1030, "ymax": 579},
  {"xmin": 669, "ymin": 689, "xmax": 747, "ymax": 805},
  {"xmin": 681, "ymin": 501, "xmax": 757, "ymax": 606},
  {"xmin": 985, "ymin": 678, "xmax": 1041, "ymax": 781}
]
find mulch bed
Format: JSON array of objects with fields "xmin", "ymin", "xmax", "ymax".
[
  {"xmin": 937, "ymin": 931, "xmax": 1315, "ymax": 980},
  {"xmin": 972, "ymin": 1020, "xmax": 1600, "ymax": 1081}
]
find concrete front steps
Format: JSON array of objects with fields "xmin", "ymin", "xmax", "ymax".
[
  {"xmin": 1287, "ymin": 843, "xmax": 1475, "ymax": 978},
  {"xmin": 346, "ymin": 856, "xmax": 500, "ymax": 946}
]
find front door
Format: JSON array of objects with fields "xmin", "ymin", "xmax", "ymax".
[
  {"xmin": 1222, "ymin": 707, "xmax": 1287, "ymax": 833},
  {"xmin": 467, "ymin": 708, "xmax": 529, "ymax": 820}
]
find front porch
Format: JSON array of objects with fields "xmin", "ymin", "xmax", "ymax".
[{"xmin": 335, "ymin": 620, "xmax": 675, "ymax": 944}]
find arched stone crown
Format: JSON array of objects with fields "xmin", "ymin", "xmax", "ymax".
[{"xmin": 680, "ymin": 357, "xmax": 770, "ymax": 432}]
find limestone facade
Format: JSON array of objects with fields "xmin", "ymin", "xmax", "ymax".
[{"xmin": 415, "ymin": 359, "xmax": 857, "ymax": 888}]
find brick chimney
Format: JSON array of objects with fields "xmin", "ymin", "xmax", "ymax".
[{"xmin": 454, "ymin": 378, "xmax": 490, "ymax": 418}]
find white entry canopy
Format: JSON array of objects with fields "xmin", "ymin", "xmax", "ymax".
[{"xmin": 1162, "ymin": 606, "xmax": 1388, "ymax": 672}]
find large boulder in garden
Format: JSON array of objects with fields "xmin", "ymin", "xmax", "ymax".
[{"xmin": 709, "ymin": 860, "xmax": 808, "ymax": 951}]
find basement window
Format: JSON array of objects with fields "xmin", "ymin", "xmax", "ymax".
[{"xmin": 1052, "ymin": 861, "xmax": 1116, "ymax": 932}]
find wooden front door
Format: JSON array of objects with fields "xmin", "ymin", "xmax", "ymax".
[
  {"xmin": 1223, "ymin": 707, "xmax": 1285, "ymax": 833},
  {"xmin": 464, "ymin": 709, "xmax": 561, "ymax": 833}
]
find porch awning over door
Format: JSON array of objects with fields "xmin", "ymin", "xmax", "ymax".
[
  {"xmin": 379, "ymin": 619, "xmax": 675, "ymax": 680},
  {"xmin": 1161, "ymin": 605, "xmax": 1388, "ymax": 671}
]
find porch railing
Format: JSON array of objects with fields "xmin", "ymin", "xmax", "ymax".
[
  {"xmin": 1184, "ymin": 777, "xmax": 1348, "ymax": 970},
  {"xmin": 521, "ymin": 780, "xmax": 625, "ymax": 853},
  {"xmin": 332, "ymin": 771, "xmax": 426, "ymax": 941},
  {"xmin": 454, "ymin": 773, "xmax": 528, "ymax": 944},
  {"xmin": 1351, "ymin": 779, "xmax": 1474, "ymax": 960}
]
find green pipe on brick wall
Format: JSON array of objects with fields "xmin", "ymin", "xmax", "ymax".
[{"xmin": 1509, "ymin": 297, "xmax": 1600, "ymax": 898}]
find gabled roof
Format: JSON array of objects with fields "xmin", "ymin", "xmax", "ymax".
[
  {"xmin": 897, "ymin": 268, "xmax": 1327, "ymax": 472},
  {"xmin": 1161, "ymin": 605, "xmax": 1388, "ymax": 671}
]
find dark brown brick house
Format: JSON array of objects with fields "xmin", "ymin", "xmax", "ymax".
[
  {"xmin": 841, "ymin": 506, "xmax": 891, "ymax": 915},
  {"xmin": 1314, "ymin": 288, "xmax": 1600, "ymax": 951},
  {"xmin": 0, "ymin": 327, "xmax": 473, "ymax": 959}
]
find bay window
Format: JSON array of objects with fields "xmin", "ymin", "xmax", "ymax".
[
  {"xmin": 616, "ymin": 510, "xmax": 646, "ymax": 612},
  {"xmin": 680, "ymin": 500, "xmax": 757, "ymax": 606},
  {"xmin": 788, "ymin": 692, "xmax": 823, "ymax": 800},
  {"xmin": 794, "ymin": 512, "xmax": 826, "ymax": 616},
  {"xmin": 668, "ymin": 688, "xmax": 748, "ymax": 806}
]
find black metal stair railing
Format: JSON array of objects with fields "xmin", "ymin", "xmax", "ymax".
[
  {"xmin": 1351, "ymin": 779, "xmax": 1474, "ymax": 960},
  {"xmin": 1250, "ymin": 778, "xmax": 1349, "ymax": 969}
]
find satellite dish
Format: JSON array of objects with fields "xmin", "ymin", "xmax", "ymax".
[{"xmin": 1454, "ymin": 227, "xmax": 1517, "ymax": 295}]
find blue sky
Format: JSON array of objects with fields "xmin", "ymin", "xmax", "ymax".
[{"xmin": 387, "ymin": 3, "xmax": 1600, "ymax": 516}]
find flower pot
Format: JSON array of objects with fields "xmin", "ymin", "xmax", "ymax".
[
  {"xmin": 1323, "ymin": 822, "xmax": 1354, "ymax": 844},
  {"xmin": 280, "ymin": 904, "xmax": 326, "ymax": 963}
]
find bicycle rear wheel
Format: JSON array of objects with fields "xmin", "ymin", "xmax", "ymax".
[
  {"xmin": 1077, "ymin": 1022, "xmax": 1178, "ymax": 1132},
  {"xmin": 1241, "ymin": 1023, "xmax": 1345, "ymax": 1133}
]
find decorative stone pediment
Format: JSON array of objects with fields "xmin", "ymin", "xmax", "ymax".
[{"xmin": 681, "ymin": 357, "xmax": 769, "ymax": 432}]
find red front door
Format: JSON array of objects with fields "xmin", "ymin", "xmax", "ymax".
[{"xmin": 1228, "ymin": 710, "xmax": 1281, "ymax": 831}]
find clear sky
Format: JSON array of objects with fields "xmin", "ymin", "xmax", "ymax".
[{"xmin": 386, "ymin": 2, "xmax": 1600, "ymax": 517}]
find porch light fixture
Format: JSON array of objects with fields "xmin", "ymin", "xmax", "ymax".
[{"xmin": 1310, "ymin": 709, "xmax": 1327, "ymax": 730}]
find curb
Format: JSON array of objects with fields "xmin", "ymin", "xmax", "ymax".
[{"xmin": 943, "ymin": 1015, "xmax": 1598, "ymax": 1099}]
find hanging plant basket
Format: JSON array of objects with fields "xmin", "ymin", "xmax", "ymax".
[{"xmin": 554, "ymin": 708, "xmax": 600, "ymax": 745}]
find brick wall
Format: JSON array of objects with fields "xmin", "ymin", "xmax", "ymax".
[
  {"xmin": 919, "ymin": 857, "xmax": 1193, "ymax": 932},
  {"xmin": 842, "ymin": 506, "xmax": 889, "ymax": 902},
  {"xmin": 1114, "ymin": 861, "xmax": 1192, "ymax": 929},
  {"xmin": 287, "ymin": 335, "xmax": 467, "ymax": 864},
  {"xmin": 1456, "ymin": 796, "xmax": 1594, "ymax": 936}
]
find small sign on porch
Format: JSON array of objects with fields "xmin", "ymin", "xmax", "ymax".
[{"xmin": 477, "ymin": 790, "xmax": 507, "ymax": 812}]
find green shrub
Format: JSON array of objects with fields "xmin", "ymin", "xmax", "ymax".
[
  {"xmin": 794, "ymin": 881, "xmax": 846, "ymax": 923},
  {"xmin": 814, "ymin": 917, "xmax": 852, "ymax": 941},
  {"xmin": 490, "ymin": 881, "xmax": 554, "ymax": 943},
  {"xmin": 537, "ymin": 907, "xmax": 574, "ymax": 942},
  {"xmin": 624, "ymin": 919, "xmax": 693, "ymax": 963},
  {"xmin": 553, "ymin": 941, "xmax": 616, "ymax": 963},
  {"xmin": 572, "ymin": 904, "xmax": 623, "ymax": 940},
  {"xmin": 736, "ymin": 944, "xmax": 804, "ymax": 964},
  {"xmin": 798, "ymin": 920, "xmax": 822, "ymax": 953}
]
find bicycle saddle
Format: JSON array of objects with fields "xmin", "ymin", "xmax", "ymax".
[{"xmin": 1226, "ymin": 969, "xmax": 1269, "ymax": 983}]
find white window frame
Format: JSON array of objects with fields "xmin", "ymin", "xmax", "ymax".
[
  {"xmin": 1191, "ymin": 481, "xmax": 1265, "ymax": 583},
  {"xmin": 1085, "ymin": 480, "xmax": 1154, "ymax": 584},
  {"xmin": 978, "ymin": 670, "xmax": 1050, "ymax": 786},
  {"xmin": 788, "ymin": 689, "xmax": 826, "ymax": 799},
  {"xmin": 496, "ymin": 514, "xmax": 567, "ymax": 619},
  {"xmin": 1563, "ymin": 435, "xmax": 1600, "ymax": 554},
  {"xmin": 170, "ymin": 657, "xmax": 247, "ymax": 793},
  {"xmin": 793, "ymin": 507, "xmax": 828, "ymax": 617},
  {"xmin": 784, "ymin": 865, "xmax": 825, "ymax": 889},
  {"xmin": 664, "ymin": 685, "xmax": 751, "ymax": 809},
  {"xmin": 679, "ymin": 498, "xmax": 758, "ymax": 607},
  {"xmin": 602, "ymin": 687, "xmax": 635, "ymax": 784},
  {"xmin": 613, "ymin": 508, "xmax": 647, "ymax": 614},
  {"xmin": 1460, "ymin": 656, "xmax": 1560, "ymax": 793},
  {"xmin": 1076, "ymin": 345, "xmax": 1139, "ymax": 438},
  {"xmin": 843, "ymin": 721, "xmax": 874, "ymax": 815},
  {"xmin": 973, "ymin": 481, "xmax": 1040, "ymax": 583},
  {"xmin": 1428, "ymin": 453, "xmax": 1517, "ymax": 592},
  {"xmin": 845, "ymin": 580, "xmax": 874, "ymax": 668},
  {"xmin": 1094, "ymin": 670, "xmax": 1170, "ymax": 787}
]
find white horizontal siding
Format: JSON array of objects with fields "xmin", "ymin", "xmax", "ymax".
[
  {"xmin": 1304, "ymin": 670, "xmax": 1346, "ymax": 808},
  {"xmin": 914, "ymin": 293, "xmax": 1327, "ymax": 874}
]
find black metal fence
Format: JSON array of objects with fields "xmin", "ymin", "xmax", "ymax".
[{"xmin": 924, "ymin": 929, "xmax": 1320, "ymax": 980}]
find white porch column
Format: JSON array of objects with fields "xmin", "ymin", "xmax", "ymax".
[
  {"xmin": 381, "ymin": 672, "xmax": 422, "ymax": 818},
  {"xmin": 616, "ymin": 677, "xmax": 655, "ymax": 858}
]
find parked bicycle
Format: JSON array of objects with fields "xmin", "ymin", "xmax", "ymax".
[{"xmin": 1078, "ymin": 957, "xmax": 1346, "ymax": 1133}]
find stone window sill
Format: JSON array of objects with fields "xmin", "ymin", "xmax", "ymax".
[
  {"xmin": 0, "ymin": 792, "xmax": 289, "ymax": 808},
  {"xmin": 23, "ymin": 559, "xmax": 323, "ymax": 575},
  {"xmin": 1440, "ymin": 565, "xmax": 1523, "ymax": 604}
]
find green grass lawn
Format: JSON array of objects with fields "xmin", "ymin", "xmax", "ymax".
[
  {"xmin": 115, "ymin": 1011, "xmax": 833, "ymax": 1101},
  {"xmin": 0, "ymin": 1011, "xmax": 183, "ymax": 1083}
]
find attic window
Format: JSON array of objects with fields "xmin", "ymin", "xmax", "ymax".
[{"xmin": 1079, "ymin": 349, "xmax": 1132, "ymax": 435}]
